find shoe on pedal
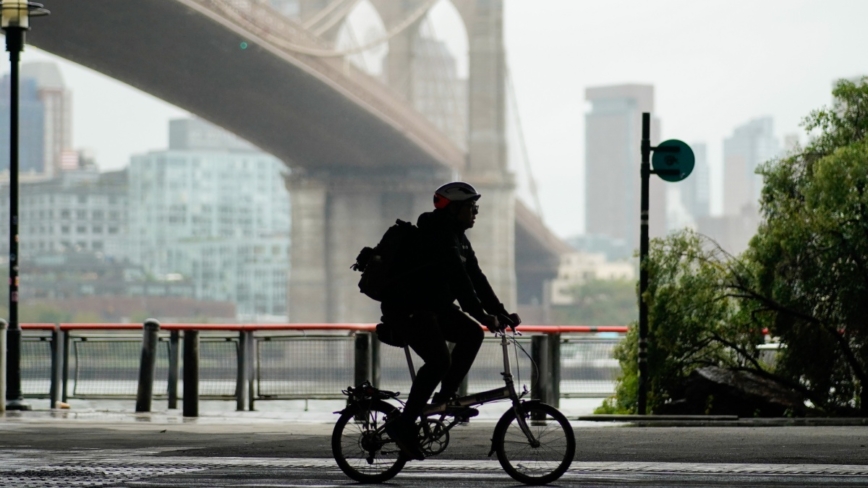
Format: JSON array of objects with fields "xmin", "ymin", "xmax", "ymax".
[
  {"xmin": 452, "ymin": 406, "xmax": 479, "ymax": 423},
  {"xmin": 431, "ymin": 392, "xmax": 478, "ymax": 422},
  {"xmin": 384, "ymin": 420, "xmax": 425, "ymax": 461}
]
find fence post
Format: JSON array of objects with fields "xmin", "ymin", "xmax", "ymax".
[
  {"xmin": 0, "ymin": 319, "xmax": 6, "ymax": 414},
  {"xmin": 246, "ymin": 330, "xmax": 255, "ymax": 411},
  {"xmin": 135, "ymin": 319, "xmax": 160, "ymax": 413},
  {"xmin": 183, "ymin": 329, "xmax": 199, "ymax": 417},
  {"xmin": 50, "ymin": 324, "xmax": 62, "ymax": 409},
  {"xmin": 236, "ymin": 330, "xmax": 248, "ymax": 411},
  {"xmin": 61, "ymin": 329, "xmax": 70, "ymax": 403},
  {"xmin": 371, "ymin": 333, "xmax": 380, "ymax": 389},
  {"xmin": 531, "ymin": 335, "xmax": 549, "ymax": 402},
  {"xmin": 168, "ymin": 330, "xmax": 180, "ymax": 409},
  {"xmin": 354, "ymin": 332, "xmax": 371, "ymax": 388},
  {"xmin": 548, "ymin": 333, "xmax": 561, "ymax": 408}
]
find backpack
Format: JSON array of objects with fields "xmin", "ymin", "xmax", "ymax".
[{"xmin": 351, "ymin": 219, "xmax": 422, "ymax": 301}]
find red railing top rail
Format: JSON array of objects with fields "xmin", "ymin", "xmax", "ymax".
[
  {"xmin": 16, "ymin": 323, "xmax": 56, "ymax": 330},
  {"xmin": 19, "ymin": 322, "xmax": 630, "ymax": 334}
]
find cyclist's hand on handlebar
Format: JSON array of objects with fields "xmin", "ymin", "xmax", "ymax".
[
  {"xmin": 497, "ymin": 313, "xmax": 522, "ymax": 331},
  {"xmin": 508, "ymin": 313, "xmax": 522, "ymax": 328},
  {"xmin": 479, "ymin": 314, "xmax": 503, "ymax": 333}
]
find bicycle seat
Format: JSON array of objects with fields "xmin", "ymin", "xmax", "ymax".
[{"xmin": 376, "ymin": 321, "xmax": 406, "ymax": 348}]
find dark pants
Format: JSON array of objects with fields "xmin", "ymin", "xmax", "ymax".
[{"xmin": 383, "ymin": 305, "xmax": 484, "ymax": 424}]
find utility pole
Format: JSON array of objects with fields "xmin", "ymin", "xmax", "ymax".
[
  {"xmin": 637, "ymin": 112, "xmax": 694, "ymax": 415},
  {"xmin": 1, "ymin": 0, "xmax": 49, "ymax": 410}
]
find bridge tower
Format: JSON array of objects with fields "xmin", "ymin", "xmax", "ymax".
[{"xmin": 288, "ymin": 0, "xmax": 515, "ymax": 323}]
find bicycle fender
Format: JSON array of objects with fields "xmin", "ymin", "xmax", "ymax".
[
  {"xmin": 488, "ymin": 400, "xmax": 545, "ymax": 457},
  {"xmin": 336, "ymin": 399, "xmax": 402, "ymax": 417}
]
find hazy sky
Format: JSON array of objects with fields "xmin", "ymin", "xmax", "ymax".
[{"xmin": 8, "ymin": 0, "xmax": 868, "ymax": 238}]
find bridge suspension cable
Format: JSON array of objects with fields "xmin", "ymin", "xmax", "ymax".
[
  {"xmin": 302, "ymin": 0, "xmax": 357, "ymax": 31},
  {"xmin": 312, "ymin": 0, "xmax": 363, "ymax": 36},
  {"xmin": 209, "ymin": 0, "xmax": 437, "ymax": 57},
  {"xmin": 506, "ymin": 65, "xmax": 545, "ymax": 221}
]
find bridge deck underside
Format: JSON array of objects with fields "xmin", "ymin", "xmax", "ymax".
[{"xmin": 29, "ymin": 0, "xmax": 455, "ymax": 171}]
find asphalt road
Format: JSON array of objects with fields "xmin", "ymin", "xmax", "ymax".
[{"xmin": 2, "ymin": 413, "xmax": 868, "ymax": 486}]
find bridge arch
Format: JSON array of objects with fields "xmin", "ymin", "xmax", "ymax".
[
  {"xmin": 334, "ymin": 0, "xmax": 389, "ymax": 78},
  {"xmin": 360, "ymin": 0, "xmax": 469, "ymax": 149}
]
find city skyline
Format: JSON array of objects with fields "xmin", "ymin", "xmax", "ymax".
[{"xmin": 4, "ymin": 0, "xmax": 867, "ymax": 240}]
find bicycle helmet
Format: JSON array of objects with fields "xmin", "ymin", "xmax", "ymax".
[{"xmin": 433, "ymin": 182, "xmax": 481, "ymax": 209}]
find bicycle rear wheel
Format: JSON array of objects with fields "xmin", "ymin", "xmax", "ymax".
[
  {"xmin": 492, "ymin": 402, "xmax": 575, "ymax": 485},
  {"xmin": 332, "ymin": 400, "xmax": 407, "ymax": 483}
]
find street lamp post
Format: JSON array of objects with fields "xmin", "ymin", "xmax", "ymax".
[{"xmin": 1, "ymin": 0, "xmax": 48, "ymax": 410}]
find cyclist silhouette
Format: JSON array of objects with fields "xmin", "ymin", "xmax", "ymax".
[{"xmin": 381, "ymin": 181, "xmax": 521, "ymax": 460}]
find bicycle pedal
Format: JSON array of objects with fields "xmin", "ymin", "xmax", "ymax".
[{"xmin": 449, "ymin": 406, "xmax": 479, "ymax": 421}]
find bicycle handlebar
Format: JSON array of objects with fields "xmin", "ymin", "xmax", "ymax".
[{"xmin": 497, "ymin": 314, "xmax": 519, "ymax": 332}]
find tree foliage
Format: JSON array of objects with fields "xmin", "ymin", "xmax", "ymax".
[{"xmin": 602, "ymin": 78, "xmax": 868, "ymax": 415}]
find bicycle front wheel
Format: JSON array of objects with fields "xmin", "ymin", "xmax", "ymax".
[
  {"xmin": 492, "ymin": 402, "xmax": 575, "ymax": 485},
  {"xmin": 331, "ymin": 400, "xmax": 406, "ymax": 483}
]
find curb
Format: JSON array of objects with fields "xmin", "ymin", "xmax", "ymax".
[{"xmin": 577, "ymin": 415, "xmax": 868, "ymax": 427}]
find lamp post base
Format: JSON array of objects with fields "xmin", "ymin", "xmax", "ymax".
[{"xmin": 5, "ymin": 399, "xmax": 32, "ymax": 411}]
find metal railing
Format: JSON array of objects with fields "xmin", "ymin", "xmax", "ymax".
[{"xmin": 18, "ymin": 322, "xmax": 628, "ymax": 415}]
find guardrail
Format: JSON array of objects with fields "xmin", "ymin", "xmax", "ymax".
[{"xmin": 18, "ymin": 322, "xmax": 628, "ymax": 415}]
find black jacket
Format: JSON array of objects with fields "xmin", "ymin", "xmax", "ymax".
[{"xmin": 384, "ymin": 208, "xmax": 507, "ymax": 321}]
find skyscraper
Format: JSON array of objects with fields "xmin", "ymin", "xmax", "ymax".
[
  {"xmin": 20, "ymin": 62, "xmax": 73, "ymax": 178},
  {"xmin": 722, "ymin": 117, "xmax": 778, "ymax": 216},
  {"xmin": 697, "ymin": 117, "xmax": 778, "ymax": 255},
  {"xmin": 680, "ymin": 142, "xmax": 710, "ymax": 221},
  {"xmin": 585, "ymin": 84, "xmax": 666, "ymax": 250},
  {"xmin": 0, "ymin": 75, "xmax": 44, "ymax": 174}
]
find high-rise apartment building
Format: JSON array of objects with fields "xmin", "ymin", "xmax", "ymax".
[
  {"xmin": 585, "ymin": 84, "xmax": 666, "ymax": 250},
  {"xmin": 680, "ymin": 142, "xmax": 710, "ymax": 222},
  {"xmin": 722, "ymin": 117, "xmax": 778, "ymax": 216},
  {"xmin": 129, "ymin": 118, "xmax": 291, "ymax": 320},
  {"xmin": 0, "ymin": 168, "xmax": 127, "ymax": 257},
  {"xmin": 20, "ymin": 62, "xmax": 73, "ymax": 177},
  {"xmin": 0, "ymin": 75, "xmax": 44, "ymax": 174}
]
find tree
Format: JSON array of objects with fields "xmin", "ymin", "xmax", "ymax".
[
  {"xmin": 598, "ymin": 230, "xmax": 766, "ymax": 414},
  {"xmin": 747, "ymin": 77, "xmax": 868, "ymax": 413}
]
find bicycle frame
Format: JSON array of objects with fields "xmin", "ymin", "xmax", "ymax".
[{"xmin": 409, "ymin": 331, "xmax": 541, "ymax": 447}]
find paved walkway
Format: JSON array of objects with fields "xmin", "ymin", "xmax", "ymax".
[{"xmin": 2, "ymin": 409, "xmax": 868, "ymax": 486}]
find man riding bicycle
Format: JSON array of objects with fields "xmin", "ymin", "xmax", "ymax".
[{"xmin": 382, "ymin": 181, "xmax": 521, "ymax": 460}]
